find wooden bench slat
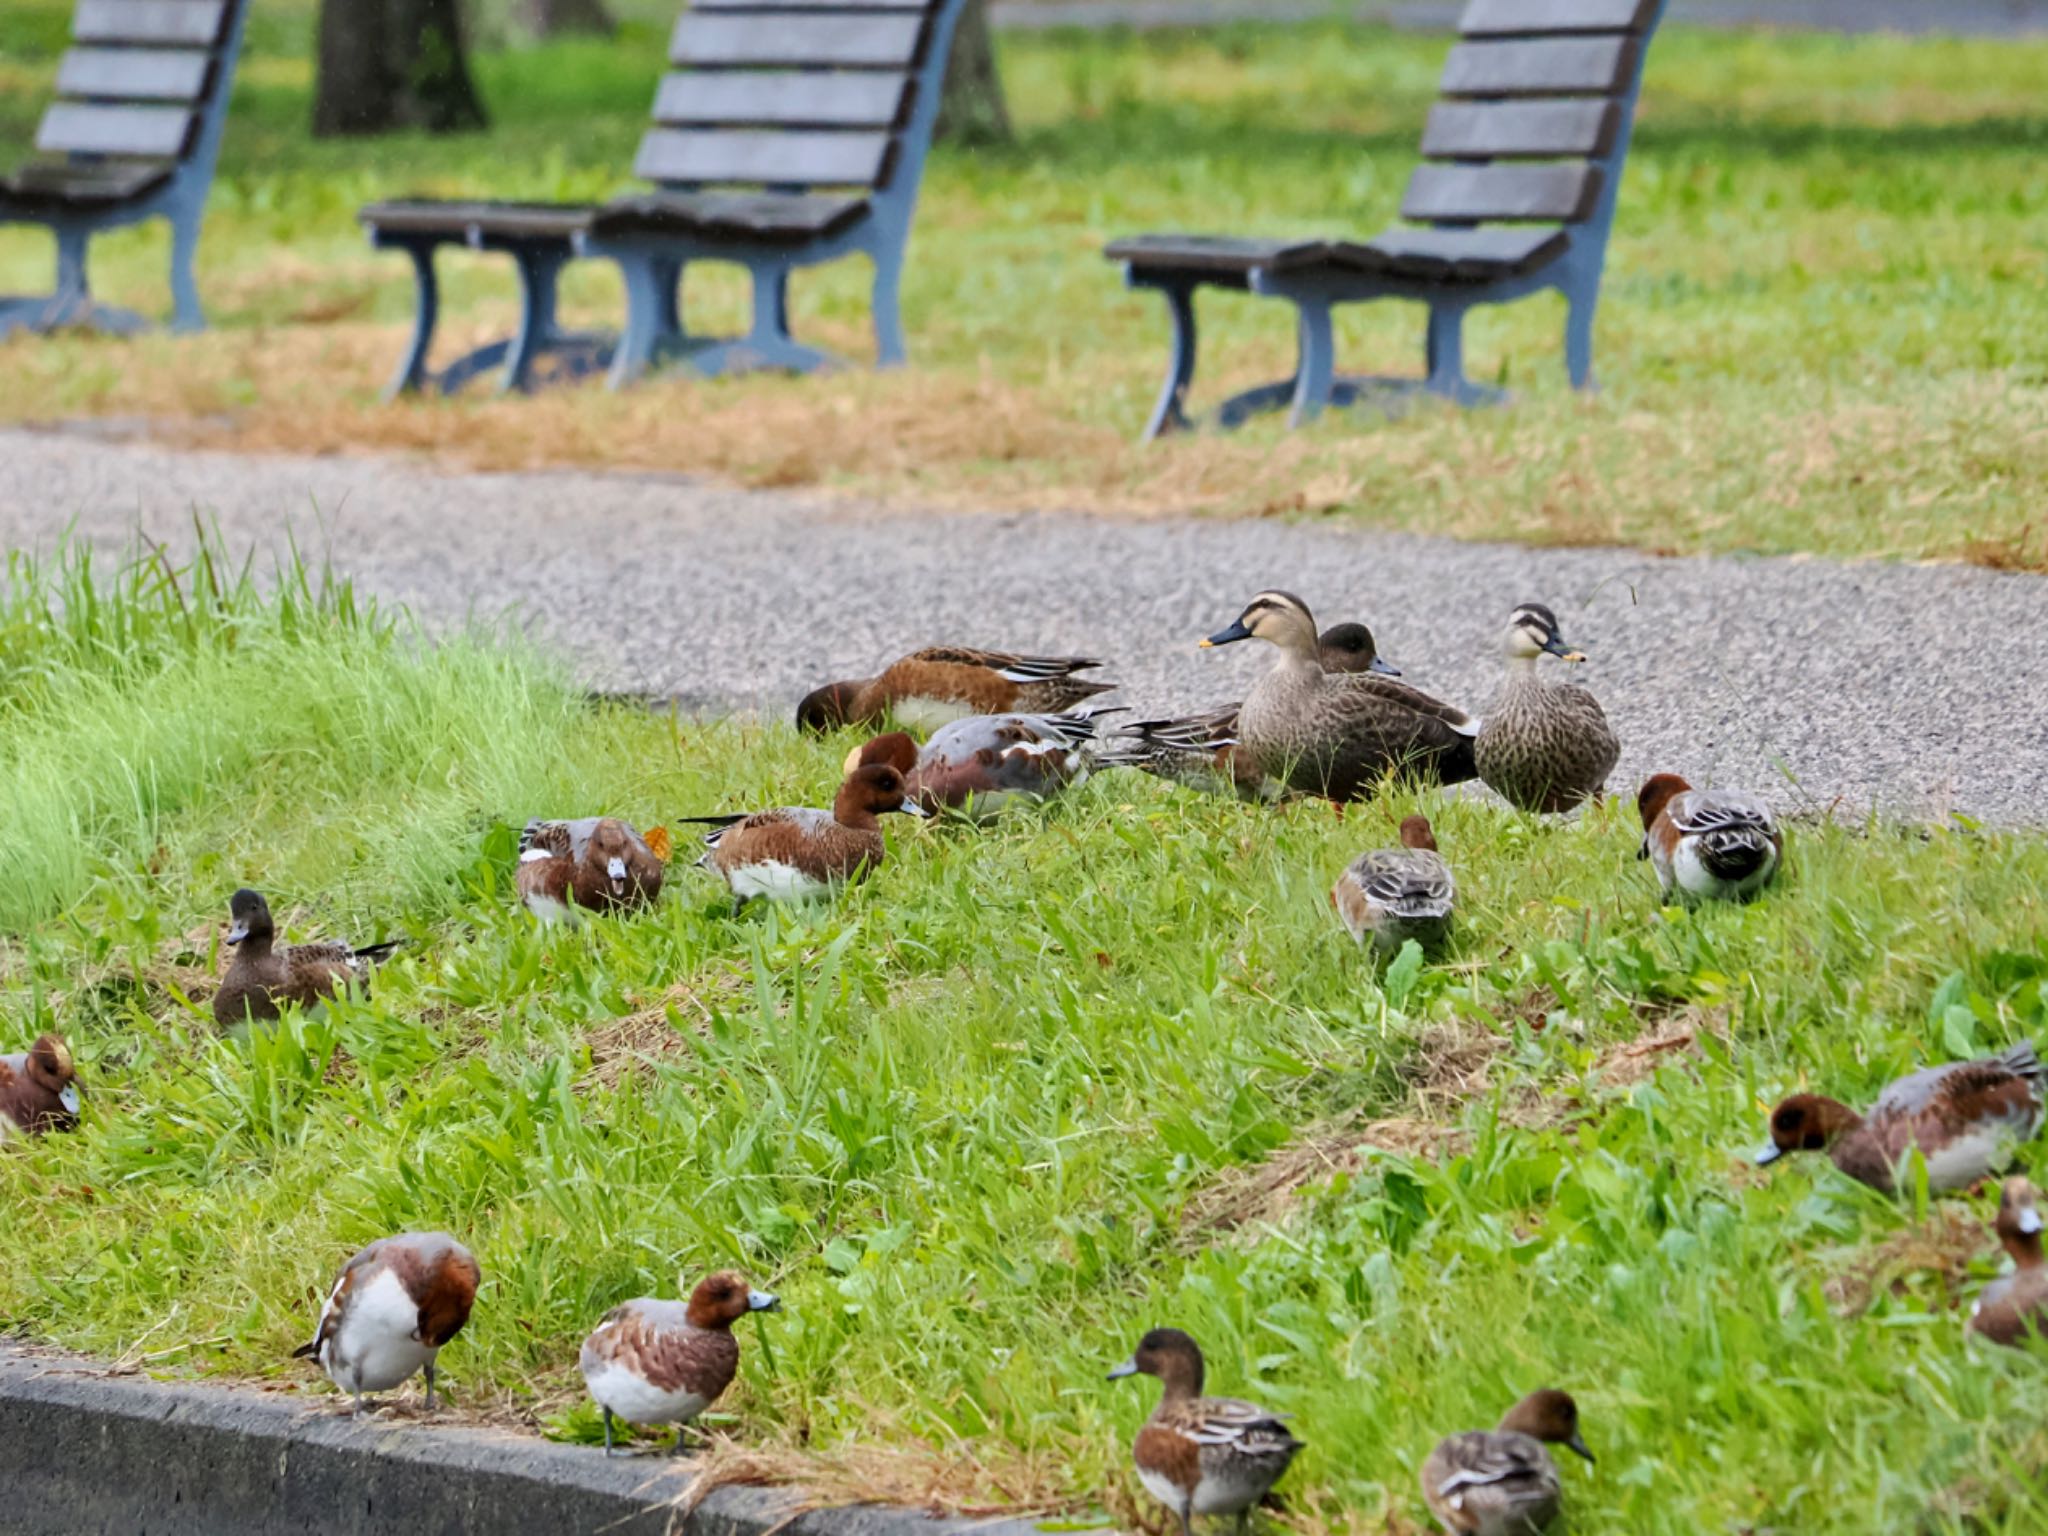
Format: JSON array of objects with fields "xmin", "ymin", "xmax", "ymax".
[
  {"xmin": 56, "ymin": 47, "xmax": 213, "ymax": 102},
  {"xmin": 634, "ymin": 127, "xmax": 893, "ymax": 187},
  {"xmin": 73, "ymin": 0, "xmax": 227, "ymax": 46},
  {"xmin": 35, "ymin": 102, "xmax": 193, "ymax": 158},
  {"xmin": 1441, "ymin": 37, "xmax": 1636, "ymax": 97},
  {"xmin": 592, "ymin": 189, "xmax": 871, "ymax": 243},
  {"xmin": 1326, "ymin": 224, "xmax": 1569, "ymax": 280},
  {"xmin": 670, "ymin": 12, "xmax": 928, "ymax": 69},
  {"xmin": 359, "ymin": 200, "xmax": 596, "ymax": 242},
  {"xmin": 1402, "ymin": 162, "xmax": 1601, "ymax": 222},
  {"xmin": 1, "ymin": 158, "xmax": 172, "ymax": 208},
  {"xmin": 652, "ymin": 70, "xmax": 912, "ymax": 129},
  {"xmin": 1106, "ymin": 232, "xmax": 1326, "ymax": 276},
  {"xmin": 1459, "ymin": 0, "xmax": 1658, "ymax": 35},
  {"xmin": 1421, "ymin": 100, "xmax": 1616, "ymax": 159}
]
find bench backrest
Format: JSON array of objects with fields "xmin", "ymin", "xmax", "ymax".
[
  {"xmin": 1403, "ymin": 0, "xmax": 1665, "ymax": 232},
  {"xmin": 34, "ymin": 0, "xmax": 248, "ymax": 177},
  {"xmin": 634, "ymin": 0, "xmax": 963, "ymax": 201}
]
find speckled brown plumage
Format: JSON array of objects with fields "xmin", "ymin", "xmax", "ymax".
[
  {"xmin": 797, "ymin": 647, "xmax": 1115, "ymax": 733},
  {"xmin": 1474, "ymin": 604, "xmax": 1619, "ymax": 814},
  {"xmin": 1420, "ymin": 1390, "xmax": 1591, "ymax": 1536},
  {"xmin": 213, "ymin": 889, "xmax": 402, "ymax": 1028},
  {"xmin": 516, "ymin": 816, "xmax": 666, "ymax": 917},
  {"xmin": 1970, "ymin": 1178, "xmax": 2048, "ymax": 1347},
  {"xmin": 0, "ymin": 1034, "xmax": 79, "ymax": 1136}
]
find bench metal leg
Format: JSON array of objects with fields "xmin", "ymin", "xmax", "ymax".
[
  {"xmin": 385, "ymin": 242, "xmax": 440, "ymax": 400},
  {"xmin": 1140, "ymin": 280, "xmax": 1199, "ymax": 442},
  {"xmin": 50, "ymin": 227, "xmax": 91, "ymax": 330},
  {"xmin": 608, "ymin": 255, "xmax": 665, "ymax": 390},
  {"xmin": 1564, "ymin": 286, "xmax": 1598, "ymax": 391},
  {"xmin": 169, "ymin": 211, "xmax": 205, "ymax": 333},
  {"xmin": 870, "ymin": 246, "xmax": 906, "ymax": 368},
  {"xmin": 654, "ymin": 258, "xmax": 683, "ymax": 339},
  {"xmin": 1289, "ymin": 299, "xmax": 1336, "ymax": 429},
  {"xmin": 502, "ymin": 248, "xmax": 566, "ymax": 393},
  {"xmin": 1424, "ymin": 303, "xmax": 1466, "ymax": 397}
]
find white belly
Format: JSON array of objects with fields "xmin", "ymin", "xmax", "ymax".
[
  {"xmin": 523, "ymin": 892, "xmax": 578, "ymax": 925},
  {"xmin": 1669, "ymin": 841, "xmax": 1776, "ymax": 902},
  {"xmin": 325, "ymin": 1269, "xmax": 433, "ymax": 1394},
  {"xmin": 729, "ymin": 861, "xmax": 836, "ymax": 902},
  {"xmin": 582, "ymin": 1358, "xmax": 711, "ymax": 1426},
  {"xmin": 1136, "ymin": 1466, "xmax": 1191, "ymax": 1518},
  {"xmin": 890, "ymin": 697, "xmax": 972, "ymax": 735}
]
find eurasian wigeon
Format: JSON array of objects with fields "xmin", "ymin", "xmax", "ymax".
[
  {"xmin": 1201, "ymin": 592, "xmax": 1480, "ymax": 801},
  {"xmin": 1332, "ymin": 814, "xmax": 1455, "ymax": 954},
  {"xmin": 1970, "ymin": 1176, "xmax": 2048, "ymax": 1346},
  {"xmin": 686, "ymin": 763, "xmax": 927, "ymax": 911},
  {"xmin": 516, "ymin": 816, "xmax": 670, "ymax": 922},
  {"xmin": 1474, "ymin": 604, "xmax": 1619, "ymax": 814},
  {"xmin": 796, "ymin": 646, "xmax": 1116, "ymax": 735},
  {"xmin": 294, "ymin": 1232, "xmax": 480, "ymax": 1414},
  {"xmin": 578, "ymin": 1271, "xmax": 779, "ymax": 1454},
  {"xmin": 1637, "ymin": 774, "xmax": 1782, "ymax": 904},
  {"xmin": 1420, "ymin": 1388, "xmax": 1594, "ymax": 1536},
  {"xmin": 0, "ymin": 1033, "xmax": 80, "ymax": 1136},
  {"xmin": 1104, "ymin": 623, "xmax": 1400, "ymax": 801},
  {"xmin": 1756, "ymin": 1041, "xmax": 2044, "ymax": 1194},
  {"xmin": 213, "ymin": 889, "xmax": 404, "ymax": 1027},
  {"xmin": 852, "ymin": 704, "xmax": 1118, "ymax": 815},
  {"xmin": 1108, "ymin": 1328, "xmax": 1302, "ymax": 1536}
]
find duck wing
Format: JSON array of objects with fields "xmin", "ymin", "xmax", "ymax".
[
  {"xmin": 901, "ymin": 647, "xmax": 1104, "ymax": 682},
  {"xmin": 1181, "ymin": 1396, "xmax": 1304, "ymax": 1460},
  {"xmin": 1874, "ymin": 1043, "xmax": 2042, "ymax": 1120},
  {"xmin": 1426, "ymin": 1429, "xmax": 1560, "ymax": 1507},
  {"xmin": 1344, "ymin": 848, "xmax": 1455, "ymax": 920},
  {"xmin": 1667, "ymin": 789, "xmax": 1776, "ymax": 838}
]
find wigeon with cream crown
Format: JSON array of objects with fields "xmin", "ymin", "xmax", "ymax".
[
  {"xmin": 1637, "ymin": 773, "xmax": 1782, "ymax": 904},
  {"xmin": 1420, "ymin": 1388, "xmax": 1594, "ymax": 1536},
  {"xmin": 579, "ymin": 1271, "xmax": 780, "ymax": 1454},
  {"xmin": 797, "ymin": 646, "xmax": 1116, "ymax": 736},
  {"xmin": 0, "ymin": 1033, "xmax": 81, "ymax": 1136},
  {"xmin": 295, "ymin": 1232, "xmax": 480, "ymax": 1414},
  {"xmin": 516, "ymin": 816, "xmax": 670, "ymax": 923},
  {"xmin": 213, "ymin": 888, "xmax": 403, "ymax": 1028},
  {"xmin": 1756, "ymin": 1041, "xmax": 2044, "ymax": 1195},
  {"xmin": 1108, "ymin": 1328, "xmax": 1302, "ymax": 1536},
  {"xmin": 1332, "ymin": 813, "xmax": 1456, "ymax": 954},
  {"xmin": 1970, "ymin": 1176, "xmax": 2048, "ymax": 1346},
  {"xmin": 685, "ymin": 762, "xmax": 927, "ymax": 912},
  {"xmin": 851, "ymin": 703, "xmax": 1118, "ymax": 816},
  {"xmin": 1474, "ymin": 603, "xmax": 1618, "ymax": 814}
]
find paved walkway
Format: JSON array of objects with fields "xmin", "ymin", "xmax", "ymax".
[
  {"xmin": 3, "ymin": 427, "xmax": 2042, "ymax": 823},
  {"xmin": 992, "ymin": 0, "xmax": 2048, "ymax": 35}
]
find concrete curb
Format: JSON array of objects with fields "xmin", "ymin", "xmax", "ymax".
[{"xmin": 0, "ymin": 1345, "xmax": 1052, "ymax": 1536}]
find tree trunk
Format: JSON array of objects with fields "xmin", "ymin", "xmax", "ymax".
[
  {"xmin": 522, "ymin": 0, "xmax": 616, "ymax": 37},
  {"xmin": 935, "ymin": 0, "xmax": 1010, "ymax": 147},
  {"xmin": 313, "ymin": 0, "xmax": 490, "ymax": 138}
]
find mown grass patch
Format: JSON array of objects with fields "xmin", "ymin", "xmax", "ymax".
[
  {"xmin": 4, "ymin": 546, "xmax": 2048, "ymax": 1531},
  {"xmin": 1, "ymin": 20, "xmax": 2045, "ymax": 565}
]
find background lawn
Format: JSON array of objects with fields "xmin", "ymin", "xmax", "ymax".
[
  {"xmin": 1, "ymin": 5, "xmax": 2045, "ymax": 565},
  {"xmin": 4, "ymin": 541, "xmax": 2048, "ymax": 1534}
]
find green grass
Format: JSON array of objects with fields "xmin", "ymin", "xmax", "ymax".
[
  {"xmin": 6, "ymin": 547, "xmax": 2048, "ymax": 1533},
  {"xmin": 2, "ymin": 15, "xmax": 2046, "ymax": 564}
]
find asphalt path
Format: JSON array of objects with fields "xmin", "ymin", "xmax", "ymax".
[
  {"xmin": 991, "ymin": 0, "xmax": 2048, "ymax": 35},
  {"xmin": 2, "ymin": 427, "xmax": 2041, "ymax": 822}
]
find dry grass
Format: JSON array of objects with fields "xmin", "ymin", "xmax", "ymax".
[{"xmin": 1820, "ymin": 1204, "xmax": 1989, "ymax": 1319}]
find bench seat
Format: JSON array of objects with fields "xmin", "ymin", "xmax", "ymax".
[
  {"xmin": 359, "ymin": 200, "xmax": 596, "ymax": 245},
  {"xmin": 1108, "ymin": 226, "xmax": 1570, "ymax": 288},
  {"xmin": 588, "ymin": 191, "xmax": 870, "ymax": 245},
  {"xmin": 0, "ymin": 159, "xmax": 173, "ymax": 213}
]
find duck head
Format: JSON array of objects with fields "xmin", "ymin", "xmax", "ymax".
[
  {"xmin": 1398, "ymin": 814, "xmax": 1439, "ymax": 852},
  {"xmin": 224, "ymin": 888, "xmax": 274, "ymax": 949},
  {"xmin": 1499, "ymin": 1388, "xmax": 1594, "ymax": 1463},
  {"xmin": 1203, "ymin": 591, "xmax": 1321, "ymax": 660},
  {"xmin": 1108, "ymin": 1326, "xmax": 1206, "ymax": 1402},
  {"xmin": 1636, "ymin": 773, "xmax": 1693, "ymax": 834},
  {"xmin": 1503, "ymin": 603, "xmax": 1587, "ymax": 665},
  {"xmin": 1316, "ymin": 622, "xmax": 1402, "ymax": 677},
  {"xmin": 686, "ymin": 1270, "xmax": 782, "ymax": 1329},
  {"xmin": 585, "ymin": 818, "xmax": 637, "ymax": 897},
  {"xmin": 1756, "ymin": 1093, "xmax": 1862, "ymax": 1166},
  {"xmin": 797, "ymin": 680, "xmax": 861, "ymax": 734},
  {"xmin": 27, "ymin": 1033, "xmax": 81, "ymax": 1120},
  {"xmin": 1996, "ymin": 1176, "xmax": 2045, "ymax": 1267},
  {"xmin": 848, "ymin": 731, "xmax": 920, "ymax": 777},
  {"xmin": 834, "ymin": 763, "xmax": 930, "ymax": 824}
]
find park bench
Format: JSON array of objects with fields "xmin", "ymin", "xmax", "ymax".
[
  {"xmin": 358, "ymin": 0, "xmax": 970, "ymax": 397},
  {"xmin": 1104, "ymin": 0, "xmax": 1667, "ymax": 439},
  {"xmin": 0, "ymin": 0, "xmax": 249, "ymax": 337}
]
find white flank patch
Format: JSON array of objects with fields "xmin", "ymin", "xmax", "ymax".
[
  {"xmin": 0, "ymin": 1111, "xmax": 19, "ymax": 1138},
  {"xmin": 1671, "ymin": 841, "xmax": 1776, "ymax": 902},
  {"xmin": 1922, "ymin": 1129, "xmax": 2003, "ymax": 1193},
  {"xmin": 524, "ymin": 893, "xmax": 578, "ymax": 926},
  {"xmin": 518, "ymin": 848, "xmax": 554, "ymax": 864},
  {"xmin": 1136, "ymin": 1467, "xmax": 1191, "ymax": 1518},
  {"xmin": 326, "ymin": 1267, "xmax": 434, "ymax": 1395},
  {"xmin": 891, "ymin": 697, "xmax": 972, "ymax": 735},
  {"xmin": 582, "ymin": 1357, "xmax": 710, "ymax": 1426},
  {"xmin": 729, "ymin": 861, "xmax": 835, "ymax": 902}
]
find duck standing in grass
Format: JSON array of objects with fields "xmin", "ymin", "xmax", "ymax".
[
  {"xmin": 1199, "ymin": 592, "xmax": 1479, "ymax": 802},
  {"xmin": 0, "ymin": 1033, "xmax": 80, "ymax": 1136},
  {"xmin": 685, "ymin": 763, "xmax": 926, "ymax": 911},
  {"xmin": 1108, "ymin": 1328, "xmax": 1302, "ymax": 1536},
  {"xmin": 212, "ymin": 888, "xmax": 403, "ymax": 1027},
  {"xmin": 853, "ymin": 703, "xmax": 1117, "ymax": 816},
  {"xmin": 1474, "ymin": 604, "xmax": 1619, "ymax": 814},
  {"xmin": 1105, "ymin": 622, "xmax": 1401, "ymax": 801},
  {"xmin": 516, "ymin": 816, "xmax": 670, "ymax": 921},
  {"xmin": 1756, "ymin": 1042, "xmax": 2044, "ymax": 1194},
  {"xmin": 1637, "ymin": 774, "xmax": 1781, "ymax": 903},
  {"xmin": 797, "ymin": 646, "xmax": 1116, "ymax": 734},
  {"xmin": 1969, "ymin": 1176, "xmax": 2048, "ymax": 1346},
  {"xmin": 1332, "ymin": 814, "xmax": 1456, "ymax": 954},
  {"xmin": 294, "ymin": 1232, "xmax": 480, "ymax": 1415},
  {"xmin": 579, "ymin": 1272, "xmax": 779, "ymax": 1455},
  {"xmin": 1420, "ymin": 1389, "xmax": 1594, "ymax": 1535}
]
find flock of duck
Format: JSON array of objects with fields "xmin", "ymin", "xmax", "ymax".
[{"xmin": 4, "ymin": 587, "xmax": 2044, "ymax": 1534}]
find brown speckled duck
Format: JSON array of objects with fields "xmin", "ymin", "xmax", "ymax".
[
  {"xmin": 686, "ymin": 763, "xmax": 927, "ymax": 912},
  {"xmin": 797, "ymin": 647, "xmax": 1115, "ymax": 735},
  {"xmin": 853, "ymin": 705, "xmax": 1115, "ymax": 817},
  {"xmin": 1332, "ymin": 814, "xmax": 1455, "ymax": 954},
  {"xmin": 1420, "ymin": 1389, "xmax": 1593, "ymax": 1536},
  {"xmin": 213, "ymin": 889, "xmax": 403, "ymax": 1027},
  {"xmin": 516, "ymin": 816, "xmax": 670, "ymax": 922},
  {"xmin": 1199, "ymin": 592, "xmax": 1479, "ymax": 802},
  {"xmin": 0, "ymin": 1033, "xmax": 80, "ymax": 1136},
  {"xmin": 579, "ymin": 1272, "xmax": 780, "ymax": 1454},
  {"xmin": 1970, "ymin": 1177, "xmax": 2048, "ymax": 1347},
  {"xmin": 1474, "ymin": 604, "xmax": 1618, "ymax": 814}
]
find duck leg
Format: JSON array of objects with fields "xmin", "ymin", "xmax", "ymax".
[
  {"xmin": 603, "ymin": 1406, "xmax": 616, "ymax": 1457},
  {"xmin": 422, "ymin": 1360, "xmax": 437, "ymax": 1411}
]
